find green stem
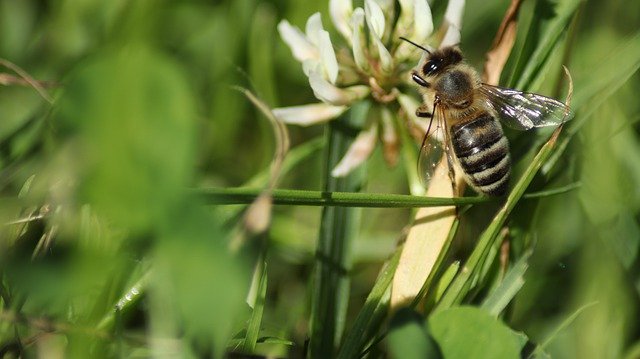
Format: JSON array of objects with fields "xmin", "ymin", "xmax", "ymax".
[
  {"xmin": 202, "ymin": 187, "xmax": 490, "ymax": 207},
  {"xmin": 308, "ymin": 103, "xmax": 367, "ymax": 358}
]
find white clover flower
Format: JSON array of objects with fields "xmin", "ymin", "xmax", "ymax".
[{"xmin": 275, "ymin": 0, "xmax": 466, "ymax": 177}]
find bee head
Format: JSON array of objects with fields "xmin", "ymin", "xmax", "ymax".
[{"xmin": 400, "ymin": 37, "xmax": 464, "ymax": 88}]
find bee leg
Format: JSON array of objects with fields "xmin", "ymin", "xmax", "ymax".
[{"xmin": 415, "ymin": 105, "xmax": 432, "ymax": 118}]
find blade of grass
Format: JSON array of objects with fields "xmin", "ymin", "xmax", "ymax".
[
  {"xmin": 248, "ymin": 4, "xmax": 277, "ymax": 106},
  {"xmin": 533, "ymin": 301, "xmax": 598, "ymax": 357},
  {"xmin": 202, "ymin": 187, "xmax": 491, "ymax": 207},
  {"xmin": 429, "ymin": 261, "xmax": 460, "ymax": 307},
  {"xmin": 308, "ymin": 101, "xmax": 368, "ymax": 358},
  {"xmin": 336, "ymin": 247, "xmax": 401, "ymax": 359},
  {"xmin": 481, "ymin": 250, "xmax": 531, "ymax": 316},
  {"xmin": 242, "ymin": 261, "xmax": 267, "ymax": 352},
  {"xmin": 245, "ymin": 137, "xmax": 324, "ymax": 188},
  {"xmin": 515, "ymin": 0, "xmax": 582, "ymax": 91},
  {"xmin": 97, "ymin": 270, "xmax": 149, "ymax": 332},
  {"xmin": 435, "ymin": 126, "xmax": 564, "ymax": 312},
  {"xmin": 228, "ymin": 336, "xmax": 294, "ymax": 347},
  {"xmin": 542, "ymin": 32, "xmax": 640, "ymax": 175},
  {"xmin": 522, "ymin": 181, "xmax": 581, "ymax": 199}
]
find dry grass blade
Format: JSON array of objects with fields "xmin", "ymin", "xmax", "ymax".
[
  {"xmin": 482, "ymin": 0, "xmax": 524, "ymax": 85},
  {"xmin": 0, "ymin": 59, "xmax": 54, "ymax": 103},
  {"xmin": 390, "ymin": 156, "xmax": 462, "ymax": 310},
  {"xmin": 237, "ymin": 88, "xmax": 290, "ymax": 235}
]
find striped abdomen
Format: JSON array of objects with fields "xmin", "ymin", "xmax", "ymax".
[{"xmin": 451, "ymin": 113, "xmax": 511, "ymax": 196}]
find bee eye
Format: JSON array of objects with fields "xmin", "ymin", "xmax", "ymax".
[
  {"xmin": 411, "ymin": 73, "xmax": 429, "ymax": 87},
  {"xmin": 423, "ymin": 60, "xmax": 440, "ymax": 75}
]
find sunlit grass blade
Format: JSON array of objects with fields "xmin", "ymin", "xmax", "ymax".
[
  {"xmin": 97, "ymin": 270, "xmax": 149, "ymax": 332},
  {"xmin": 242, "ymin": 261, "xmax": 267, "ymax": 352},
  {"xmin": 435, "ymin": 126, "xmax": 563, "ymax": 312},
  {"xmin": 336, "ymin": 247, "xmax": 401, "ymax": 359},
  {"xmin": 309, "ymin": 102, "xmax": 368, "ymax": 358}
]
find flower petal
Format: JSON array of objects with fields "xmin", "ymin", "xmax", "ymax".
[
  {"xmin": 373, "ymin": 0, "xmax": 395, "ymax": 39},
  {"xmin": 273, "ymin": 103, "xmax": 347, "ymax": 126},
  {"xmin": 413, "ymin": 0, "xmax": 434, "ymax": 42},
  {"xmin": 395, "ymin": 0, "xmax": 415, "ymax": 39},
  {"xmin": 364, "ymin": 0, "xmax": 385, "ymax": 38},
  {"xmin": 318, "ymin": 30, "xmax": 339, "ymax": 84},
  {"xmin": 365, "ymin": 0, "xmax": 393, "ymax": 73},
  {"xmin": 302, "ymin": 59, "xmax": 323, "ymax": 78},
  {"xmin": 305, "ymin": 13, "xmax": 324, "ymax": 46},
  {"xmin": 440, "ymin": 24, "xmax": 461, "ymax": 48},
  {"xmin": 444, "ymin": 0, "xmax": 465, "ymax": 32},
  {"xmin": 330, "ymin": 0, "xmax": 353, "ymax": 42},
  {"xmin": 309, "ymin": 71, "xmax": 370, "ymax": 105},
  {"xmin": 350, "ymin": 8, "xmax": 369, "ymax": 72},
  {"xmin": 278, "ymin": 20, "xmax": 318, "ymax": 62},
  {"xmin": 371, "ymin": 32, "xmax": 394, "ymax": 73},
  {"xmin": 331, "ymin": 124, "xmax": 378, "ymax": 177}
]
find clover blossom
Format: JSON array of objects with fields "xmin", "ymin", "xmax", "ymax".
[{"xmin": 275, "ymin": 0, "xmax": 465, "ymax": 177}]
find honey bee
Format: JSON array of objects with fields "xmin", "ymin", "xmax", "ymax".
[{"xmin": 401, "ymin": 38, "xmax": 572, "ymax": 196}]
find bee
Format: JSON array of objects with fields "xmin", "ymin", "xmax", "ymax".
[{"xmin": 401, "ymin": 38, "xmax": 572, "ymax": 196}]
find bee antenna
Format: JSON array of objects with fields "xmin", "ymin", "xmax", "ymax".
[{"xmin": 399, "ymin": 37, "xmax": 431, "ymax": 54}]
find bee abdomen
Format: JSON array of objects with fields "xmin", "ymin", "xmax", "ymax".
[{"xmin": 451, "ymin": 114, "xmax": 511, "ymax": 196}]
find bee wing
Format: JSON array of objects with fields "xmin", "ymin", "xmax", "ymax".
[
  {"xmin": 478, "ymin": 84, "xmax": 573, "ymax": 130},
  {"xmin": 417, "ymin": 102, "xmax": 451, "ymax": 188}
]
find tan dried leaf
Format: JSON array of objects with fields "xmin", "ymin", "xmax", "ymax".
[
  {"xmin": 391, "ymin": 155, "xmax": 463, "ymax": 309},
  {"xmin": 482, "ymin": 0, "xmax": 523, "ymax": 85}
]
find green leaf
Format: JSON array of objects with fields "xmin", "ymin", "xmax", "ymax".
[
  {"xmin": 429, "ymin": 306, "xmax": 527, "ymax": 359},
  {"xmin": 56, "ymin": 46, "xmax": 196, "ymax": 233},
  {"xmin": 153, "ymin": 204, "xmax": 250, "ymax": 358},
  {"xmin": 388, "ymin": 308, "xmax": 442, "ymax": 359}
]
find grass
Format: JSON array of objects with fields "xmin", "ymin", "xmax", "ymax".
[{"xmin": 0, "ymin": 0, "xmax": 639, "ymax": 358}]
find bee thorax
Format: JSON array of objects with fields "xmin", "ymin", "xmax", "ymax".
[{"xmin": 435, "ymin": 70, "xmax": 473, "ymax": 107}]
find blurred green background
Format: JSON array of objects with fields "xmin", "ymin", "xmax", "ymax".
[{"xmin": 0, "ymin": 0, "xmax": 639, "ymax": 358}]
